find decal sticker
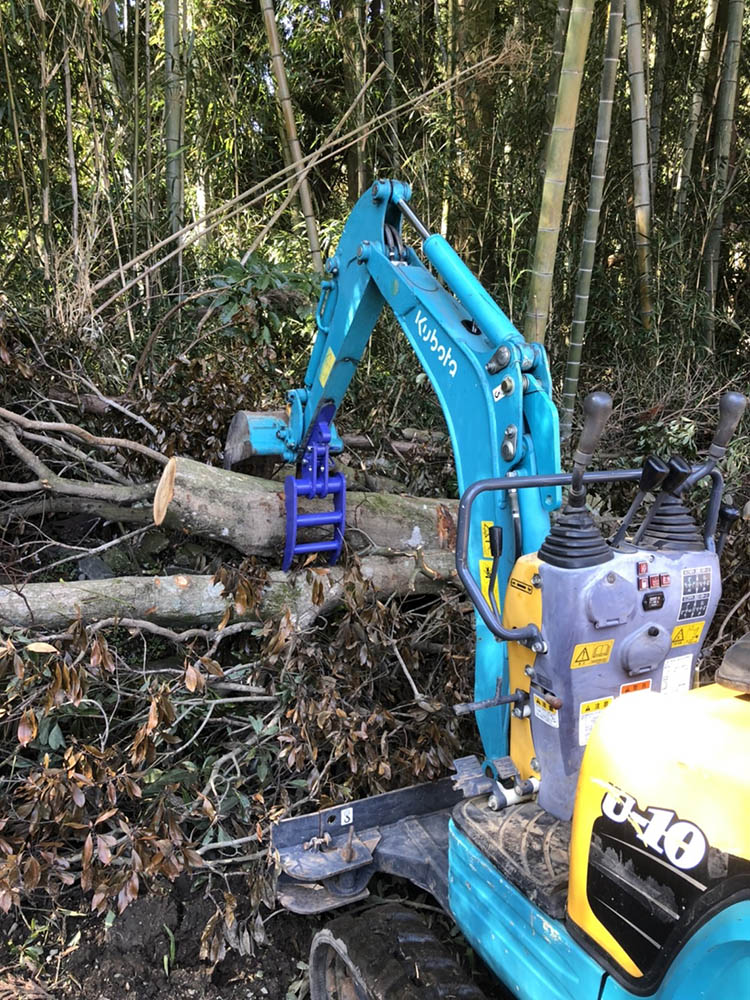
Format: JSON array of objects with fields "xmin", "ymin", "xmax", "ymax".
[
  {"xmin": 578, "ymin": 696, "xmax": 613, "ymax": 746},
  {"xmin": 671, "ymin": 621, "xmax": 704, "ymax": 647},
  {"xmin": 619, "ymin": 678, "xmax": 652, "ymax": 695},
  {"xmin": 570, "ymin": 639, "xmax": 615, "ymax": 669},
  {"xmin": 510, "ymin": 577, "xmax": 533, "ymax": 595},
  {"xmin": 481, "ymin": 521, "xmax": 493, "ymax": 559},
  {"xmin": 661, "ymin": 653, "xmax": 694, "ymax": 694},
  {"xmin": 319, "ymin": 347, "xmax": 336, "ymax": 387},
  {"xmin": 492, "ymin": 384, "xmax": 504, "ymax": 402},
  {"xmin": 598, "ymin": 784, "xmax": 707, "ymax": 871},
  {"xmin": 533, "ymin": 694, "xmax": 559, "ymax": 728},
  {"xmin": 678, "ymin": 566, "xmax": 712, "ymax": 621},
  {"xmin": 479, "ymin": 559, "xmax": 500, "ymax": 606},
  {"xmin": 414, "ymin": 309, "xmax": 458, "ymax": 377}
]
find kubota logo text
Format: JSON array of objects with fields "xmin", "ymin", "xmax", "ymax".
[{"xmin": 414, "ymin": 310, "xmax": 458, "ymax": 377}]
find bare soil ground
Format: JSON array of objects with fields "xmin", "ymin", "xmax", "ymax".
[{"xmin": 0, "ymin": 884, "xmax": 319, "ymax": 1000}]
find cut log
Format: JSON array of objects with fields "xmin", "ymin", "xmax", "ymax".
[
  {"xmin": 0, "ymin": 551, "xmax": 456, "ymax": 632},
  {"xmin": 154, "ymin": 456, "xmax": 458, "ymax": 559}
]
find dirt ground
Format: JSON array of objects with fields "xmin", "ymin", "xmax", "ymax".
[{"xmin": 0, "ymin": 882, "xmax": 319, "ymax": 1000}]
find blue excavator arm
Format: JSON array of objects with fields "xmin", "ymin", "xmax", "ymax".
[{"xmin": 238, "ymin": 179, "xmax": 562, "ymax": 762}]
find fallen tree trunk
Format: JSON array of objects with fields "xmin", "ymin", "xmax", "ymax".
[
  {"xmin": 0, "ymin": 550, "xmax": 456, "ymax": 632},
  {"xmin": 154, "ymin": 456, "xmax": 458, "ymax": 558}
]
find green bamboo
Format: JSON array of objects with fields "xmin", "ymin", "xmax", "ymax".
[
  {"xmin": 560, "ymin": 0, "xmax": 625, "ymax": 442},
  {"xmin": 544, "ymin": 0, "xmax": 572, "ymax": 149},
  {"xmin": 702, "ymin": 0, "xmax": 745, "ymax": 350},
  {"xmin": 675, "ymin": 0, "xmax": 718, "ymax": 217},
  {"xmin": 164, "ymin": 0, "xmax": 182, "ymax": 237},
  {"xmin": 261, "ymin": 0, "xmax": 323, "ymax": 273},
  {"xmin": 524, "ymin": 0, "xmax": 595, "ymax": 345},
  {"xmin": 625, "ymin": 0, "xmax": 653, "ymax": 330}
]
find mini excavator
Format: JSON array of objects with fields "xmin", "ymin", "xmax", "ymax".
[{"xmin": 226, "ymin": 181, "xmax": 749, "ymax": 999}]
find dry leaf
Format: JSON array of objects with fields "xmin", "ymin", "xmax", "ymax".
[{"xmin": 26, "ymin": 642, "xmax": 57, "ymax": 654}]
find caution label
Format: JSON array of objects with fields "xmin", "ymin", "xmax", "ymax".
[
  {"xmin": 479, "ymin": 559, "xmax": 500, "ymax": 606},
  {"xmin": 671, "ymin": 622, "xmax": 704, "ymax": 647},
  {"xmin": 481, "ymin": 521, "xmax": 493, "ymax": 559},
  {"xmin": 579, "ymin": 696, "xmax": 613, "ymax": 746},
  {"xmin": 570, "ymin": 639, "xmax": 615, "ymax": 669},
  {"xmin": 319, "ymin": 347, "xmax": 336, "ymax": 388},
  {"xmin": 620, "ymin": 678, "xmax": 652, "ymax": 696},
  {"xmin": 661, "ymin": 653, "xmax": 693, "ymax": 694},
  {"xmin": 510, "ymin": 577, "xmax": 533, "ymax": 595},
  {"xmin": 533, "ymin": 695, "xmax": 559, "ymax": 728}
]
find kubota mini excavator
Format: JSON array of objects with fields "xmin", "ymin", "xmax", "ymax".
[{"xmin": 225, "ymin": 180, "xmax": 749, "ymax": 999}]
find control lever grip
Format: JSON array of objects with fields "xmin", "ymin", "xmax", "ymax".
[
  {"xmin": 573, "ymin": 391, "xmax": 613, "ymax": 473},
  {"xmin": 661, "ymin": 454, "xmax": 692, "ymax": 494},
  {"xmin": 640, "ymin": 454, "xmax": 669, "ymax": 493},
  {"xmin": 709, "ymin": 392, "xmax": 747, "ymax": 457}
]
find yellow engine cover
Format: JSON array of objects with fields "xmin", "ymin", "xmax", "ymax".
[{"xmin": 568, "ymin": 683, "xmax": 750, "ymax": 980}]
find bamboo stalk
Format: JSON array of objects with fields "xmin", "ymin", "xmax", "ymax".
[
  {"xmin": 164, "ymin": 0, "xmax": 182, "ymax": 238},
  {"xmin": 675, "ymin": 0, "xmax": 719, "ymax": 217},
  {"xmin": 625, "ymin": 0, "xmax": 653, "ymax": 330},
  {"xmin": 0, "ymin": 17, "xmax": 37, "ymax": 258},
  {"xmin": 524, "ymin": 0, "xmax": 595, "ymax": 345},
  {"xmin": 63, "ymin": 51, "xmax": 80, "ymax": 260},
  {"xmin": 648, "ymin": 0, "xmax": 672, "ymax": 192},
  {"xmin": 260, "ymin": 0, "xmax": 323, "ymax": 274},
  {"xmin": 382, "ymin": 0, "xmax": 399, "ymax": 169},
  {"xmin": 543, "ymin": 0, "xmax": 572, "ymax": 152},
  {"xmin": 702, "ymin": 0, "xmax": 745, "ymax": 350},
  {"xmin": 560, "ymin": 0, "xmax": 625, "ymax": 442}
]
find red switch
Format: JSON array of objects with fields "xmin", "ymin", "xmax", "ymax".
[
  {"xmin": 660, "ymin": 574, "xmax": 671, "ymax": 587},
  {"xmin": 637, "ymin": 562, "xmax": 648, "ymax": 576},
  {"xmin": 649, "ymin": 575, "xmax": 660, "ymax": 589},
  {"xmin": 638, "ymin": 578, "xmax": 649, "ymax": 591}
]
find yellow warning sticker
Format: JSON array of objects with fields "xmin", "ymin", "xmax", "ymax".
[
  {"xmin": 578, "ymin": 696, "xmax": 614, "ymax": 746},
  {"xmin": 479, "ymin": 559, "xmax": 500, "ymax": 606},
  {"xmin": 319, "ymin": 347, "xmax": 336, "ymax": 388},
  {"xmin": 533, "ymin": 695, "xmax": 559, "ymax": 729},
  {"xmin": 580, "ymin": 696, "xmax": 614, "ymax": 715},
  {"xmin": 671, "ymin": 622, "xmax": 704, "ymax": 647},
  {"xmin": 570, "ymin": 639, "xmax": 615, "ymax": 669}
]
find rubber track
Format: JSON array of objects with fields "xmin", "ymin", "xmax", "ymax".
[{"xmin": 312, "ymin": 903, "xmax": 487, "ymax": 1000}]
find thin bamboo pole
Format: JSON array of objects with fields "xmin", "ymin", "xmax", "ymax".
[
  {"xmin": 164, "ymin": 0, "xmax": 182, "ymax": 238},
  {"xmin": 625, "ymin": 0, "xmax": 653, "ymax": 330},
  {"xmin": 63, "ymin": 51, "xmax": 80, "ymax": 260},
  {"xmin": 544, "ymin": 0, "xmax": 572, "ymax": 150},
  {"xmin": 702, "ymin": 0, "xmax": 745, "ymax": 350},
  {"xmin": 382, "ymin": 0, "xmax": 399, "ymax": 169},
  {"xmin": 260, "ymin": 0, "xmax": 323, "ymax": 274},
  {"xmin": 560, "ymin": 0, "xmax": 625, "ymax": 441},
  {"xmin": 648, "ymin": 0, "xmax": 671, "ymax": 192},
  {"xmin": 675, "ymin": 0, "xmax": 718, "ymax": 217},
  {"xmin": 524, "ymin": 0, "xmax": 595, "ymax": 345}
]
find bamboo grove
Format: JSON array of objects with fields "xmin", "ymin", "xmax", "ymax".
[{"xmin": 0, "ymin": 1, "xmax": 748, "ymax": 428}]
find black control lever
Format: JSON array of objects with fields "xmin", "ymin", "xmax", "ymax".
[
  {"xmin": 610, "ymin": 454, "xmax": 669, "ymax": 547},
  {"xmin": 570, "ymin": 391, "xmax": 613, "ymax": 504},
  {"xmin": 683, "ymin": 391, "xmax": 747, "ymax": 492},
  {"xmin": 716, "ymin": 504, "xmax": 740, "ymax": 557},
  {"xmin": 633, "ymin": 454, "xmax": 692, "ymax": 544}
]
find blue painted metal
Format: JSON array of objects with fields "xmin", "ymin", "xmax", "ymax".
[
  {"xmin": 448, "ymin": 821, "xmax": 605, "ymax": 1000},
  {"xmin": 282, "ymin": 407, "xmax": 346, "ymax": 572},
  {"xmin": 245, "ymin": 179, "xmax": 561, "ymax": 759},
  {"xmin": 601, "ymin": 900, "xmax": 750, "ymax": 1000}
]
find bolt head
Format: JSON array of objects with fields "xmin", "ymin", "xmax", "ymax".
[{"xmin": 530, "ymin": 757, "xmax": 540, "ymax": 772}]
